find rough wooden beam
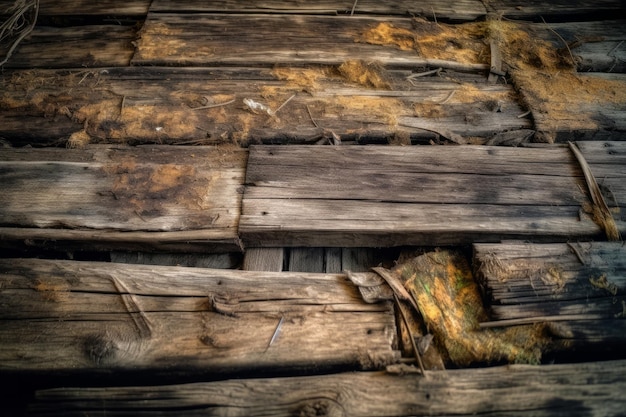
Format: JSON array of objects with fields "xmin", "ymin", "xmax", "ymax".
[
  {"xmin": 0, "ymin": 258, "xmax": 398, "ymax": 376},
  {"xmin": 28, "ymin": 361, "xmax": 626, "ymax": 416},
  {"xmin": 240, "ymin": 145, "xmax": 607, "ymax": 247},
  {"xmin": 0, "ymin": 145, "xmax": 246, "ymax": 253}
]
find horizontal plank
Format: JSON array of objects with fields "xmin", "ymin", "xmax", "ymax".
[
  {"xmin": 0, "ymin": 258, "xmax": 398, "ymax": 376},
  {"xmin": 240, "ymin": 145, "xmax": 608, "ymax": 247},
  {"xmin": 132, "ymin": 14, "xmax": 489, "ymax": 69},
  {"xmin": 487, "ymin": 0, "xmax": 625, "ymax": 20},
  {"xmin": 0, "ymin": 145, "xmax": 245, "ymax": 252},
  {"xmin": 474, "ymin": 242, "xmax": 626, "ymax": 320},
  {"xmin": 3, "ymin": 25, "xmax": 136, "ymax": 68},
  {"xmin": 0, "ymin": 67, "xmax": 528, "ymax": 146},
  {"xmin": 38, "ymin": 0, "xmax": 150, "ymax": 15},
  {"xmin": 29, "ymin": 361, "xmax": 626, "ymax": 416},
  {"xmin": 149, "ymin": 0, "xmax": 487, "ymax": 20}
]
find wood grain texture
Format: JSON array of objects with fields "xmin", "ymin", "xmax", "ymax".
[
  {"xmin": 132, "ymin": 14, "xmax": 489, "ymax": 69},
  {"xmin": 38, "ymin": 0, "xmax": 150, "ymax": 15},
  {"xmin": 0, "ymin": 258, "xmax": 398, "ymax": 376},
  {"xmin": 485, "ymin": 0, "xmax": 625, "ymax": 19},
  {"xmin": 240, "ymin": 145, "xmax": 606, "ymax": 247},
  {"xmin": 0, "ymin": 67, "xmax": 529, "ymax": 146},
  {"xmin": 3, "ymin": 25, "xmax": 136, "ymax": 68},
  {"xmin": 149, "ymin": 0, "xmax": 487, "ymax": 20},
  {"xmin": 242, "ymin": 248, "xmax": 284, "ymax": 271},
  {"xmin": 29, "ymin": 361, "xmax": 626, "ymax": 416},
  {"xmin": 0, "ymin": 145, "xmax": 246, "ymax": 252}
]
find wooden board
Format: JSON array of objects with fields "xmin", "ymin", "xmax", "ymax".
[
  {"xmin": 485, "ymin": 0, "xmax": 625, "ymax": 20},
  {"xmin": 132, "ymin": 14, "xmax": 489, "ymax": 70},
  {"xmin": 0, "ymin": 67, "xmax": 529, "ymax": 147},
  {"xmin": 38, "ymin": 0, "xmax": 150, "ymax": 16},
  {"xmin": 149, "ymin": 0, "xmax": 487, "ymax": 20},
  {"xmin": 242, "ymin": 248, "xmax": 285, "ymax": 271},
  {"xmin": 2, "ymin": 25, "xmax": 136, "ymax": 68},
  {"xmin": 0, "ymin": 258, "xmax": 398, "ymax": 376},
  {"xmin": 0, "ymin": 145, "xmax": 245, "ymax": 253},
  {"xmin": 474, "ymin": 241, "xmax": 626, "ymax": 353},
  {"xmin": 28, "ymin": 361, "xmax": 626, "ymax": 416},
  {"xmin": 240, "ymin": 145, "xmax": 607, "ymax": 247}
]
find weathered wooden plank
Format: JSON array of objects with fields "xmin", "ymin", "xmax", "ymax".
[
  {"xmin": 0, "ymin": 258, "xmax": 398, "ymax": 376},
  {"xmin": 2, "ymin": 25, "xmax": 136, "ymax": 68},
  {"xmin": 28, "ymin": 361, "xmax": 626, "ymax": 416},
  {"xmin": 485, "ymin": 0, "xmax": 624, "ymax": 20},
  {"xmin": 0, "ymin": 145, "xmax": 245, "ymax": 253},
  {"xmin": 474, "ymin": 242, "xmax": 626, "ymax": 354},
  {"xmin": 242, "ymin": 248, "xmax": 284, "ymax": 271},
  {"xmin": 132, "ymin": 14, "xmax": 489, "ymax": 70},
  {"xmin": 474, "ymin": 242, "xmax": 626, "ymax": 317},
  {"xmin": 110, "ymin": 251, "xmax": 241, "ymax": 269},
  {"xmin": 38, "ymin": 0, "xmax": 150, "ymax": 16},
  {"xmin": 149, "ymin": 0, "xmax": 487, "ymax": 21},
  {"xmin": 0, "ymin": 67, "xmax": 529, "ymax": 146},
  {"xmin": 240, "ymin": 145, "xmax": 609, "ymax": 247}
]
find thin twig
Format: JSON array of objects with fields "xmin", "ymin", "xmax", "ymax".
[
  {"xmin": 0, "ymin": 0, "xmax": 39, "ymax": 67},
  {"xmin": 517, "ymin": 110, "xmax": 531, "ymax": 118},
  {"xmin": 608, "ymin": 40, "xmax": 623, "ymax": 57},
  {"xmin": 190, "ymin": 98, "xmax": 235, "ymax": 111},
  {"xmin": 350, "ymin": 0, "xmax": 358, "ymax": 16},
  {"xmin": 110, "ymin": 275, "xmax": 152, "ymax": 338},
  {"xmin": 406, "ymin": 67, "xmax": 442, "ymax": 80},
  {"xmin": 566, "ymin": 242, "xmax": 586, "ymax": 265},
  {"xmin": 274, "ymin": 93, "xmax": 296, "ymax": 114},
  {"xmin": 479, "ymin": 314, "xmax": 604, "ymax": 328},
  {"xmin": 306, "ymin": 104, "xmax": 320, "ymax": 128},
  {"xmin": 394, "ymin": 294, "xmax": 426, "ymax": 375},
  {"xmin": 439, "ymin": 90, "xmax": 456, "ymax": 104},
  {"xmin": 267, "ymin": 316, "xmax": 284, "ymax": 350},
  {"xmin": 540, "ymin": 16, "xmax": 576, "ymax": 66}
]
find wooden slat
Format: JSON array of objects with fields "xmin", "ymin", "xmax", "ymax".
[
  {"xmin": 0, "ymin": 145, "xmax": 245, "ymax": 253},
  {"xmin": 3, "ymin": 25, "xmax": 136, "ymax": 68},
  {"xmin": 242, "ymin": 248, "xmax": 284, "ymax": 271},
  {"xmin": 38, "ymin": 0, "xmax": 150, "ymax": 15},
  {"xmin": 149, "ymin": 0, "xmax": 487, "ymax": 20},
  {"xmin": 28, "ymin": 361, "xmax": 626, "ymax": 416},
  {"xmin": 240, "ymin": 145, "xmax": 609, "ymax": 248},
  {"xmin": 486, "ymin": 0, "xmax": 624, "ymax": 20},
  {"xmin": 474, "ymin": 242, "xmax": 626, "ymax": 352},
  {"xmin": 0, "ymin": 258, "xmax": 398, "ymax": 376},
  {"xmin": 0, "ymin": 67, "xmax": 529, "ymax": 146},
  {"xmin": 132, "ymin": 14, "xmax": 489, "ymax": 70},
  {"xmin": 110, "ymin": 252, "xmax": 241, "ymax": 269}
]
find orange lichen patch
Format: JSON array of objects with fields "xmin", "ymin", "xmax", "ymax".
[
  {"xmin": 413, "ymin": 103, "xmax": 446, "ymax": 118},
  {"xmin": 396, "ymin": 250, "xmax": 547, "ymax": 365},
  {"xmin": 331, "ymin": 96, "xmax": 406, "ymax": 126},
  {"xmin": 33, "ymin": 279, "xmax": 70, "ymax": 302},
  {"xmin": 149, "ymin": 165, "xmax": 196, "ymax": 193},
  {"xmin": 271, "ymin": 66, "xmax": 332, "ymax": 92},
  {"xmin": 135, "ymin": 22, "xmax": 213, "ymax": 61},
  {"xmin": 67, "ymin": 130, "xmax": 91, "ymax": 149},
  {"xmin": 337, "ymin": 60, "xmax": 391, "ymax": 89},
  {"xmin": 361, "ymin": 19, "xmax": 489, "ymax": 65}
]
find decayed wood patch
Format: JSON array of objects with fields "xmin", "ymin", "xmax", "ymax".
[
  {"xmin": 28, "ymin": 361, "xmax": 626, "ymax": 416},
  {"xmin": 0, "ymin": 67, "xmax": 529, "ymax": 146},
  {"xmin": 240, "ymin": 144, "xmax": 612, "ymax": 247},
  {"xmin": 0, "ymin": 258, "xmax": 398, "ymax": 375},
  {"xmin": 0, "ymin": 145, "xmax": 246, "ymax": 252},
  {"xmin": 474, "ymin": 242, "xmax": 626, "ymax": 353}
]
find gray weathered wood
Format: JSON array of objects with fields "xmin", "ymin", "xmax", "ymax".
[
  {"xmin": 38, "ymin": 0, "xmax": 150, "ymax": 15},
  {"xmin": 110, "ymin": 252, "xmax": 241, "ymax": 269},
  {"xmin": 240, "ymin": 144, "xmax": 611, "ymax": 247},
  {"xmin": 3, "ymin": 25, "xmax": 136, "ymax": 68},
  {"xmin": 28, "ymin": 361, "xmax": 626, "ymax": 416},
  {"xmin": 485, "ymin": 0, "xmax": 624, "ymax": 19},
  {"xmin": 0, "ymin": 258, "xmax": 398, "ymax": 376},
  {"xmin": 288, "ymin": 248, "xmax": 326, "ymax": 272},
  {"xmin": 0, "ymin": 67, "xmax": 528, "ymax": 146},
  {"xmin": 242, "ymin": 248, "xmax": 284, "ymax": 271},
  {"xmin": 132, "ymin": 14, "xmax": 488, "ymax": 70},
  {"xmin": 149, "ymin": 0, "xmax": 487, "ymax": 20},
  {"xmin": 0, "ymin": 145, "xmax": 246, "ymax": 253}
]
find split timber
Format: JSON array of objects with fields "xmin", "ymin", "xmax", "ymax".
[{"xmin": 1, "ymin": 0, "xmax": 626, "ymax": 415}]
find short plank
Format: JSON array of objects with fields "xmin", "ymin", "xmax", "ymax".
[
  {"xmin": 242, "ymin": 248, "xmax": 284, "ymax": 271},
  {"xmin": 110, "ymin": 251, "xmax": 241, "ymax": 269},
  {"xmin": 38, "ymin": 0, "xmax": 150, "ymax": 16},
  {"xmin": 29, "ymin": 361, "xmax": 626, "ymax": 416},
  {"xmin": 474, "ymin": 242, "xmax": 626, "ymax": 318},
  {"xmin": 486, "ymin": 0, "xmax": 624, "ymax": 20},
  {"xmin": 2, "ymin": 25, "xmax": 136, "ymax": 68},
  {"xmin": 132, "ymin": 14, "xmax": 489, "ymax": 70},
  {"xmin": 0, "ymin": 259, "xmax": 398, "ymax": 376},
  {"xmin": 240, "ymin": 145, "xmax": 606, "ymax": 248},
  {"xmin": 0, "ymin": 145, "xmax": 245, "ymax": 253},
  {"xmin": 0, "ymin": 67, "xmax": 528, "ymax": 146},
  {"xmin": 149, "ymin": 0, "xmax": 487, "ymax": 20}
]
